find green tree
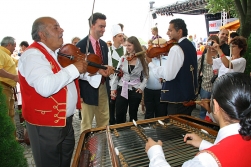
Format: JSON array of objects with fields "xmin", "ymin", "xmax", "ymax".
[
  {"xmin": 0, "ymin": 85, "xmax": 28, "ymax": 167},
  {"xmin": 244, "ymin": 34, "xmax": 251, "ymax": 75},
  {"xmin": 206, "ymin": 0, "xmax": 251, "ymax": 38}
]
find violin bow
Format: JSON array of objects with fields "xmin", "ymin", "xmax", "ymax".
[
  {"xmin": 155, "ymin": 24, "xmax": 162, "ymax": 66},
  {"xmin": 85, "ymin": 0, "xmax": 96, "ymax": 59},
  {"xmin": 229, "ymin": 43, "xmax": 232, "ymax": 69}
]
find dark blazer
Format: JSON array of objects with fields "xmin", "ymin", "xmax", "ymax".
[{"xmin": 76, "ymin": 35, "xmax": 109, "ymax": 106}]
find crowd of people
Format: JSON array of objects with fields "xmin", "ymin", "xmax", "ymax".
[{"xmin": 0, "ymin": 11, "xmax": 250, "ymax": 167}]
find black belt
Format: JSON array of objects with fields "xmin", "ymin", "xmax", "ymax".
[{"xmin": 145, "ymin": 87, "xmax": 161, "ymax": 91}]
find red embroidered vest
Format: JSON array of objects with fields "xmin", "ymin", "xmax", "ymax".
[
  {"xmin": 198, "ymin": 134, "xmax": 251, "ymax": 167},
  {"xmin": 19, "ymin": 42, "xmax": 81, "ymax": 127}
]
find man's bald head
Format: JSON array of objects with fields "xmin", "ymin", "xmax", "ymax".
[
  {"xmin": 31, "ymin": 17, "xmax": 54, "ymax": 42},
  {"xmin": 218, "ymin": 29, "xmax": 229, "ymax": 44}
]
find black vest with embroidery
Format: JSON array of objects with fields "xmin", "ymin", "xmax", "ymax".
[{"xmin": 161, "ymin": 38, "xmax": 198, "ymax": 102}]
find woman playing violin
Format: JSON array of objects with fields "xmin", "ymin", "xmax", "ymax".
[{"xmin": 111, "ymin": 36, "xmax": 148, "ymax": 124}]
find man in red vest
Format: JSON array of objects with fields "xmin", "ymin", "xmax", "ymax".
[
  {"xmin": 145, "ymin": 73, "xmax": 251, "ymax": 167},
  {"xmin": 18, "ymin": 17, "xmax": 110, "ymax": 167}
]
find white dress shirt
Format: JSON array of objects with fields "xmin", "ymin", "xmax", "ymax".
[
  {"xmin": 148, "ymin": 37, "xmax": 185, "ymax": 81},
  {"xmin": 213, "ymin": 56, "xmax": 246, "ymax": 77},
  {"xmin": 147, "ymin": 123, "xmax": 241, "ymax": 167},
  {"xmin": 146, "ymin": 57, "xmax": 162, "ymax": 90},
  {"xmin": 18, "ymin": 42, "xmax": 80, "ymax": 117}
]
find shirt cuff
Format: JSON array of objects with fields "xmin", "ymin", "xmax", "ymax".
[
  {"xmin": 199, "ymin": 140, "xmax": 213, "ymax": 151},
  {"xmin": 64, "ymin": 64, "xmax": 80, "ymax": 79},
  {"xmin": 147, "ymin": 145, "xmax": 165, "ymax": 160},
  {"xmin": 147, "ymin": 145, "xmax": 170, "ymax": 167}
]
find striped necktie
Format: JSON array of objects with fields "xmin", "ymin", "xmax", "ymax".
[
  {"xmin": 96, "ymin": 40, "xmax": 105, "ymax": 84},
  {"xmin": 96, "ymin": 40, "xmax": 102, "ymax": 61}
]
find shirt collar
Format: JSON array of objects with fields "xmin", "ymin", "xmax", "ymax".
[
  {"xmin": 214, "ymin": 123, "xmax": 241, "ymax": 144},
  {"xmin": 112, "ymin": 44, "xmax": 122, "ymax": 50},
  {"xmin": 89, "ymin": 35, "xmax": 99, "ymax": 52},
  {"xmin": 37, "ymin": 42, "xmax": 58, "ymax": 59},
  {"xmin": 0, "ymin": 46, "xmax": 11, "ymax": 55},
  {"xmin": 178, "ymin": 37, "xmax": 186, "ymax": 43}
]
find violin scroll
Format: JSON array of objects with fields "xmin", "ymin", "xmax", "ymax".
[{"xmin": 126, "ymin": 50, "xmax": 146, "ymax": 61}]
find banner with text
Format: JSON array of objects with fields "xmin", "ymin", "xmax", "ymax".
[{"xmin": 209, "ymin": 18, "xmax": 238, "ymax": 32}]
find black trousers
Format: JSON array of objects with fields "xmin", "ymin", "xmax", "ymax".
[
  {"xmin": 26, "ymin": 116, "xmax": 75, "ymax": 167},
  {"xmin": 144, "ymin": 88, "xmax": 164, "ymax": 119},
  {"xmin": 115, "ymin": 87, "xmax": 142, "ymax": 124},
  {"xmin": 109, "ymin": 98, "xmax": 116, "ymax": 125}
]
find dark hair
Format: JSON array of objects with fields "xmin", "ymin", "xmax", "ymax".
[
  {"xmin": 141, "ymin": 45, "xmax": 147, "ymax": 51},
  {"xmin": 118, "ymin": 23, "xmax": 124, "ymax": 30},
  {"xmin": 88, "ymin": 12, "xmax": 106, "ymax": 27},
  {"xmin": 212, "ymin": 72, "xmax": 251, "ymax": 140},
  {"xmin": 19, "ymin": 41, "xmax": 29, "ymax": 47},
  {"xmin": 230, "ymin": 36, "xmax": 247, "ymax": 56},
  {"xmin": 126, "ymin": 36, "xmax": 148, "ymax": 77},
  {"xmin": 169, "ymin": 18, "xmax": 188, "ymax": 37},
  {"xmin": 208, "ymin": 35, "xmax": 219, "ymax": 44},
  {"xmin": 230, "ymin": 32, "xmax": 239, "ymax": 39}
]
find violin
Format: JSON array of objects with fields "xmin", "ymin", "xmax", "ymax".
[
  {"xmin": 57, "ymin": 44, "xmax": 119, "ymax": 74},
  {"xmin": 146, "ymin": 39, "xmax": 177, "ymax": 58},
  {"xmin": 126, "ymin": 50, "xmax": 146, "ymax": 61}
]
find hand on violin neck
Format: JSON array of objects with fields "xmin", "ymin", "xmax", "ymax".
[
  {"xmin": 73, "ymin": 59, "xmax": 88, "ymax": 74},
  {"xmin": 98, "ymin": 65, "xmax": 114, "ymax": 77},
  {"xmin": 156, "ymin": 55, "xmax": 161, "ymax": 59},
  {"xmin": 196, "ymin": 99, "xmax": 211, "ymax": 113}
]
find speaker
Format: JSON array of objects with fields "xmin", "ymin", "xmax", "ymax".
[{"xmin": 152, "ymin": 13, "xmax": 157, "ymax": 19}]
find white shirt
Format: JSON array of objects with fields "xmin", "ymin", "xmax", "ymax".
[
  {"xmin": 18, "ymin": 42, "xmax": 80, "ymax": 117},
  {"xmin": 108, "ymin": 45, "xmax": 126, "ymax": 86},
  {"xmin": 147, "ymin": 123, "xmax": 241, "ymax": 167},
  {"xmin": 212, "ymin": 56, "xmax": 246, "ymax": 77},
  {"xmin": 108, "ymin": 45, "xmax": 126, "ymax": 67},
  {"xmin": 146, "ymin": 57, "xmax": 162, "ymax": 90},
  {"xmin": 148, "ymin": 37, "xmax": 185, "ymax": 81}
]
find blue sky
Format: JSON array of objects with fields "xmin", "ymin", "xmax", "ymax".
[{"xmin": 1, "ymin": 0, "xmax": 207, "ymax": 46}]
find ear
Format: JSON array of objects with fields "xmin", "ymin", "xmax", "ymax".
[
  {"xmin": 6, "ymin": 43, "xmax": 12, "ymax": 48},
  {"xmin": 39, "ymin": 31, "xmax": 46, "ymax": 42},
  {"xmin": 178, "ymin": 29, "xmax": 182, "ymax": 36},
  {"xmin": 213, "ymin": 99, "xmax": 221, "ymax": 115}
]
